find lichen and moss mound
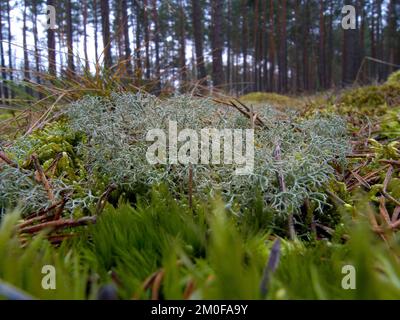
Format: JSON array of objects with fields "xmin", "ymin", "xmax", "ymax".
[
  {"xmin": 240, "ymin": 92, "xmax": 302, "ymax": 108},
  {"xmin": 387, "ymin": 70, "xmax": 400, "ymax": 85}
]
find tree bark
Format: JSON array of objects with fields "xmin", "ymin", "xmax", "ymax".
[
  {"xmin": 178, "ymin": 0, "xmax": 187, "ymax": 91},
  {"xmin": 151, "ymin": 0, "xmax": 160, "ymax": 90},
  {"xmin": 268, "ymin": 0, "xmax": 276, "ymax": 92},
  {"xmin": 83, "ymin": 0, "xmax": 89, "ymax": 73},
  {"xmin": 66, "ymin": 0, "xmax": 75, "ymax": 77},
  {"xmin": 6, "ymin": 0, "xmax": 13, "ymax": 96},
  {"xmin": 100, "ymin": 0, "xmax": 113, "ymax": 69},
  {"xmin": 191, "ymin": 0, "xmax": 207, "ymax": 85},
  {"xmin": 23, "ymin": 0, "xmax": 31, "ymax": 85},
  {"xmin": 143, "ymin": 0, "xmax": 151, "ymax": 80},
  {"xmin": 211, "ymin": 0, "xmax": 224, "ymax": 87},
  {"xmin": 319, "ymin": 0, "xmax": 326, "ymax": 89},
  {"xmin": 47, "ymin": 0, "xmax": 56, "ymax": 77}
]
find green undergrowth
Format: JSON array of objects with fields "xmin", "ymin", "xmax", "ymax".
[
  {"xmin": 1, "ymin": 72, "xmax": 400, "ymax": 300},
  {"xmin": 1, "ymin": 93, "xmax": 351, "ymax": 229},
  {"xmin": 240, "ymin": 92, "xmax": 302, "ymax": 109},
  {"xmin": 1, "ymin": 189, "xmax": 400, "ymax": 299}
]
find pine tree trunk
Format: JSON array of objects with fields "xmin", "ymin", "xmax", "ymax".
[
  {"xmin": 227, "ymin": 0, "xmax": 232, "ymax": 92},
  {"xmin": 386, "ymin": 0, "xmax": 397, "ymax": 75},
  {"xmin": 94, "ymin": 0, "xmax": 99, "ymax": 63},
  {"xmin": 0, "ymin": 3, "xmax": 6, "ymax": 102},
  {"xmin": 23, "ymin": 1, "xmax": 31, "ymax": 84},
  {"xmin": 261, "ymin": 0, "xmax": 268, "ymax": 91},
  {"xmin": 319, "ymin": 0, "xmax": 326, "ymax": 89},
  {"xmin": 6, "ymin": 0, "xmax": 13, "ymax": 97},
  {"xmin": 152, "ymin": 0, "xmax": 161, "ymax": 91},
  {"xmin": 303, "ymin": 0, "xmax": 310, "ymax": 91},
  {"xmin": 191, "ymin": 0, "xmax": 207, "ymax": 86},
  {"xmin": 100, "ymin": 0, "xmax": 113, "ymax": 69},
  {"xmin": 268, "ymin": 0, "xmax": 276, "ymax": 92},
  {"xmin": 294, "ymin": 0, "xmax": 302, "ymax": 92},
  {"xmin": 47, "ymin": 0, "xmax": 57, "ymax": 77},
  {"xmin": 83, "ymin": 0, "xmax": 89, "ymax": 73},
  {"xmin": 326, "ymin": 0, "xmax": 333, "ymax": 87},
  {"xmin": 242, "ymin": 0, "xmax": 248, "ymax": 93},
  {"xmin": 32, "ymin": 0, "xmax": 41, "ymax": 84},
  {"xmin": 143, "ymin": 0, "xmax": 151, "ymax": 80},
  {"xmin": 278, "ymin": 0, "xmax": 287, "ymax": 93},
  {"xmin": 178, "ymin": 0, "xmax": 187, "ymax": 91},
  {"xmin": 134, "ymin": 0, "xmax": 142, "ymax": 81},
  {"xmin": 211, "ymin": 0, "xmax": 224, "ymax": 88},
  {"xmin": 66, "ymin": 0, "xmax": 75, "ymax": 78},
  {"xmin": 253, "ymin": 0, "xmax": 259, "ymax": 92}
]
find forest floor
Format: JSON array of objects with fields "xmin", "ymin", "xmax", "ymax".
[{"xmin": 0, "ymin": 72, "xmax": 400, "ymax": 300}]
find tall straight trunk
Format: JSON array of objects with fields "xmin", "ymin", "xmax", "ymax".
[
  {"xmin": 100, "ymin": 0, "xmax": 113, "ymax": 69},
  {"xmin": 0, "ymin": 3, "xmax": 6, "ymax": 102},
  {"xmin": 358, "ymin": 0, "xmax": 366, "ymax": 82},
  {"xmin": 370, "ymin": 1, "xmax": 376, "ymax": 78},
  {"xmin": 386, "ymin": 0, "xmax": 397, "ymax": 75},
  {"xmin": 151, "ymin": 0, "xmax": 160, "ymax": 90},
  {"xmin": 376, "ymin": 0, "xmax": 383, "ymax": 80},
  {"xmin": 227, "ymin": 0, "xmax": 232, "ymax": 91},
  {"xmin": 342, "ymin": 0, "xmax": 357, "ymax": 85},
  {"xmin": 190, "ymin": 0, "xmax": 207, "ymax": 85},
  {"xmin": 278, "ymin": 0, "xmax": 287, "ymax": 93},
  {"xmin": 241, "ymin": 0, "xmax": 248, "ymax": 92},
  {"xmin": 318, "ymin": 0, "xmax": 326, "ymax": 89},
  {"xmin": 6, "ymin": 0, "xmax": 13, "ymax": 93},
  {"xmin": 115, "ymin": 0, "xmax": 124, "ymax": 61},
  {"xmin": 32, "ymin": 0, "xmax": 41, "ymax": 83},
  {"xmin": 134, "ymin": 0, "xmax": 142, "ymax": 80},
  {"xmin": 268, "ymin": 0, "xmax": 276, "ymax": 92},
  {"xmin": 294, "ymin": 0, "xmax": 302, "ymax": 92},
  {"xmin": 326, "ymin": 0, "xmax": 333, "ymax": 87},
  {"xmin": 94, "ymin": 0, "xmax": 99, "ymax": 63},
  {"xmin": 23, "ymin": 1, "xmax": 31, "ymax": 84},
  {"xmin": 47, "ymin": 0, "xmax": 57, "ymax": 77},
  {"xmin": 178, "ymin": 0, "xmax": 187, "ymax": 90},
  {"xmin": 83, "ymin": 0, "xmax": 89, "ymax": 72},
  {"xmin": 303, "ymin": 0, "xmax": 310, "ymax": 91},
  {"xmin": 66, "ymin": 0, "xmax": 75, "ymax": 77},
  {"xmin": 143, "ymin": 0, "xmax": 150, "ymax": 80},
  {"xmin": 253, "ymin": 0, "xmax": 259, "ymax": 92},
  {"xmin": 211, "ymin": 0, "xmax": 224, "ymax": 87},
  {"xmin": 121, "ymin": 0, "xmax": 133, "ymax": 77},
  {"xmin": 261, "ymin": 0, "xmax": 268, "ymax": 91}
]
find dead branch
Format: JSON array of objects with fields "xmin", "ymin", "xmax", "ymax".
[{"xmin": 19, "ymin": 216, "xmax": 96, "ymax": 235}]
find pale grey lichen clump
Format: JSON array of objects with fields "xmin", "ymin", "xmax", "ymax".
[
  {"xmin": 0, "ymin": 165, "xmax": 97, "ymax": 217},
  {"xmin": 67, "ymin": 93, "xmax": 351, "ymax": 215}
]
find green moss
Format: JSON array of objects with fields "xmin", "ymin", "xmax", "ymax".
[
  {"xmin": 339, "ymin": 83, "xmax": 400, "ymax": 115},
  {"xmin": 387, "ymin": 70, "xmax": 400, "ymax": 85},
  {"xmin": 240, "ymin": 92, "xmax": 301, "ymax": 108}
]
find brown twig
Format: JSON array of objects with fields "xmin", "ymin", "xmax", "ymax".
[
  {"xmin": 379, "ymin": 159, "xmax": 400, "ymax": 167},
  {"xmin": 31, "ymin": 154, "xmax": 55, "ymax": 204},
  {"xmin": 95, "ymin": 184, "xmax": 117, "ymax": 216},
  {"xmin": 379, "ymin": 197, "xmax": 391, "ymax": 226},
  {"xmin": 383, "ymin": 166, "xmax": 394, "ymax": 192},
  {"xmin": 0, "ymin": 151, "xmax": 17, "ymax": 168},
  {"xmin": 44, "ymin": 152, "xmax": 63, "ymax": 176},
  {"xmin": 19, "ymin": 216, "xmax": 96, "ymax": 235},
  {"xmin": 24, "ymin": 198, "xmax": 66, "ymax": 220},
  {"xmin": 350, "ymin": 170, "xmax": 371, "ymax": 190}
]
